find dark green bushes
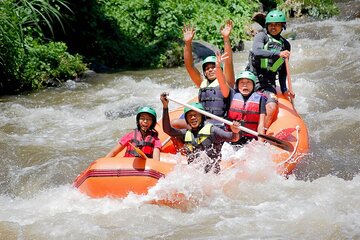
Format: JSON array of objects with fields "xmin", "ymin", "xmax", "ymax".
[
  {"xmin": 0, "ymin": 0, "xmax": 87, "ymax": 94},
  {"xmin": 275, "ymin": 0, "xmax": 339, "ymax": 18},
  {"xmin": 0, "ymin": 0, "xmax": 339, "ymax": 95},
  {"xmin": 57, "ymin": 0, "xmax": 338, "ymax": 71},
  {"xmin": 22, "ymin": 40, "xmax": 86, "ymax": 90},
  {"xmin": 100, "ymin": 0, "xmax": 259, "ymax": 68}
]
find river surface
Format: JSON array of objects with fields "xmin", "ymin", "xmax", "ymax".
[{"xmin": 1, "ymin": 11, "xmax": 360, "ymax": 240}]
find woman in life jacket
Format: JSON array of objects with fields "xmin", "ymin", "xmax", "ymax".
[
  {"xmin": 160, "ymin": 93, "xmax": 240, "ymax": 174},
  {"xmin": 215, "ymin": 52, "xmax": 266, "ymax": 145},
  {"xmin": 171, "ymin": 20, "xmax": 235, "ymax": 129},
  {"xmin": 246, "ymin": 10, "xmax": 295, "ymax": 128},
  {"xmin": 106, "ymin": 106, "xmax": 161, "ymax": 160}
]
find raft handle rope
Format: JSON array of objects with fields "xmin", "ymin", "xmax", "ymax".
[{"xmin": 277, "ymin": 125, "xmax": 300, "ymax": 166}]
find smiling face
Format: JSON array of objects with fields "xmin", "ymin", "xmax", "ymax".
[
  {"xmin": 185, "ymin": 110, "xmax": 203, "ymax": 129},
  {"xmin": 237, "ymin": 78, "xmax": 254, "ymax": 97},
  {"xmin": 138, "ymin": 112, "xmax": 154, "ymax": 132},
  {"xmin": 267, "ymin": 22, "xmax": 283, "ymax": 36},
  {"xmin": 203, "ymin": 63, "xmax": 216, "ymax": 81}
]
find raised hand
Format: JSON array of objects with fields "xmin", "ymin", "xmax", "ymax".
[
  {"xmin": 182, "ymin": 24, "xmax": 196, "ymax": 43},
  {"xmin": 215, "ymin": 51, "xmax": 229, "ymax": 66},
  {"xmin": 221, "ymin": 20, "xmax": 233, "ymax": 39},
  {"xmin": 160, "ymin": 92, "xmax": 169, "ymax": 108}
]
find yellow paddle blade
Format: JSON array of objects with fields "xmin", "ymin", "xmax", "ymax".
[{"xmin": 128, "ymin": 142, "xmax": 147, "ymax": 159}]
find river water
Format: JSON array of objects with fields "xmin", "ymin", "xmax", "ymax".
[{"xmin": 1, "ymin": 13, "xmax": 360, "ymax": 240}]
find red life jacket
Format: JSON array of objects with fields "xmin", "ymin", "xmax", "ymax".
[
  {"xmin": 124, "ymin": 129, "xmax": 157, "ymax": 158},
  {"xmin": 227, "ymin": 92, "xmax": 261, "ymax": 138}
]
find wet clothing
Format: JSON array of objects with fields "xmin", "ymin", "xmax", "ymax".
[
  {"xmin": 259, "ymin": 90, "xmax": 278, "ymax": 104},
  {"xmin": 184, "ymin": 123, "xmax": 222, "ymax": 173},
  {"xmin": 247, "ymin": 31, "xmax": 291, "ymax": 94},
  {"xmin": 198, "ymin": 78, "xmax": 229, "ymax": 123},
  {"xmin": 227, "ymin": 89, "xmax": 266, "ymax": 145},
  {"xmin": 120, "ymin": 129, "xmax": 161, "ymax": 158},
  {"xmin": 162, "ymin": 108, "xmax": 238, "ymax": 173}
]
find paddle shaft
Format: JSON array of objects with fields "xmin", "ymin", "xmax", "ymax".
[
  {"xmin": 167, "ymin": 96, "xmax": 259, "ymax": 136},
  {"xmin": 166, "ymin": 96, "xmax": 294, "ymax": 152}
]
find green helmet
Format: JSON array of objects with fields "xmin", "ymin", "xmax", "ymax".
[
  {"xmin": 136, "ymin": 106, "xmax": 157, "ymax": 129},
  {"xmin": 184, "ymin": 102, "xmax": 204, "ymax": 114},
  {"xmin": 265, "ymin": 10, "xmax": 286, "ymax": 24},
  {"xmin": 202, "ymin": 55, "xmax": 217, "ymax": 71},
  {"xmin": 184, "ymin": 102, "xmax": 205, "ymax": 125},
  {"xmin": 235, "ymin": 71, "xmax": 257, "ymax": 85}
]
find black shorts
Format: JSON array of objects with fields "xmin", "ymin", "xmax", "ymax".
[{"xmin": 258, "ymin": 86, "xmax": 278, "ymax": 104}]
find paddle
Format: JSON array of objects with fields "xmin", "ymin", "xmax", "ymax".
[
  {"xmin": 285, "ymin": 58, "xmax": 294, "ymax": 104},
  {"xmin": 166, "ymin": 96, "xmax": 294, "ymax": 152},
  {"xmin": 128, "ymin": 142, "xmax": 147, "ymax": 159}
]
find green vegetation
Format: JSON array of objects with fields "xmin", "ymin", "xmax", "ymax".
[
  {"xmin": 22, "ymin": 40, "xmax": 86, "ymax": 90},
  {"xmin": 54, "ymin": 0, "xmax": 259, "ymax": 70},
  {"xmin": 0, "ymin": 0, "xmax": 86, "ymax": 94},
  {"xmin": 0, "ymin": 0, "xmax": 338, "ymax": 95},
  {"xmin": 102, "ymin": 0, "xmax": 259, "ymax": 68},
  {"xmin": 275, "ymin": 0, "xmax": 339, "ymax": 18}
]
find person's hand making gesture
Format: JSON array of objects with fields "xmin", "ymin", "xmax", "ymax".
[
  {"xmin": 182, "ymin": 24, "xmax": 196, "ymax": 44},
  {"xmin": 221, "ymin": 19, "xmax": 233, "ymax": 40}
]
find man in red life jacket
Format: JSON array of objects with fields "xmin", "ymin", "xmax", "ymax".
[{"xmin": 106, "ymin": 107, "xmax": 161, "ymax": 160}]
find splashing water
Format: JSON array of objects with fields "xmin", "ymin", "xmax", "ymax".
[{"xmin": 1, "ymin": 16, "xmax": 360, "ymax": 239}]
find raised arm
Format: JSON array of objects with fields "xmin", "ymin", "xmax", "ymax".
[
  {"xmin": 221, "ymin": 20, "xmax": 235, "ymax": 87},
  {"xmin": 183, "ymin": 24, "xmax": 202, "ymax": 87},
  {"xmin": 160, "ymin": 93, "xmax": 185, "ymax": 138},
  {"xmin": 215, "ymin": 51, "xmax": 231, "ymax": 98}
]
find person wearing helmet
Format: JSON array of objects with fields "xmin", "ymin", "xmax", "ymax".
[
  {"xmin": 160, "ymin": 93, "xmax": 240, "ymax": 174},
  {"xmin": 106, "ymin": 106, "xmax": 161, "ymax": 160},
  {"xmin": 246, "ymin": 10, "xmax": 295, "ymax": 128},
  {"xmin": 216, "ymin": 54, "xmax": 266, "ymax": 145},
  {"xmin": 171, "ymin": 20, "xmax": 235, "ymax": 129}
]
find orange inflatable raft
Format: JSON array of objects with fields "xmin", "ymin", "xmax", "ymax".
[{"xmin": 73, "ymin": 92, "xmax": 309, "ymax": 199}]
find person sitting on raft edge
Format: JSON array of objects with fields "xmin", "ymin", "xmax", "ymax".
[
  {"xmin": 246, "ymin": 10, "xmax": 295, "ymax": 128},
  {"xmin": 160, "ymin": 92, "xmax": 241, "ymax": 174}
]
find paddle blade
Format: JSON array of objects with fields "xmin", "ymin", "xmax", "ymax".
[
  {"xmin": 258, "ymin": 134, "xmax": 294, "ymax": 152},
  {"xmin": 128, "ymin": 142, "xmax": 147, "ymax": 159}
]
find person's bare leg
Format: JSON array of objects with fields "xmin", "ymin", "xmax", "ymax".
[{"xmin": 264, "ymin": 102, "xmax": 278, "ymax": 128}]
